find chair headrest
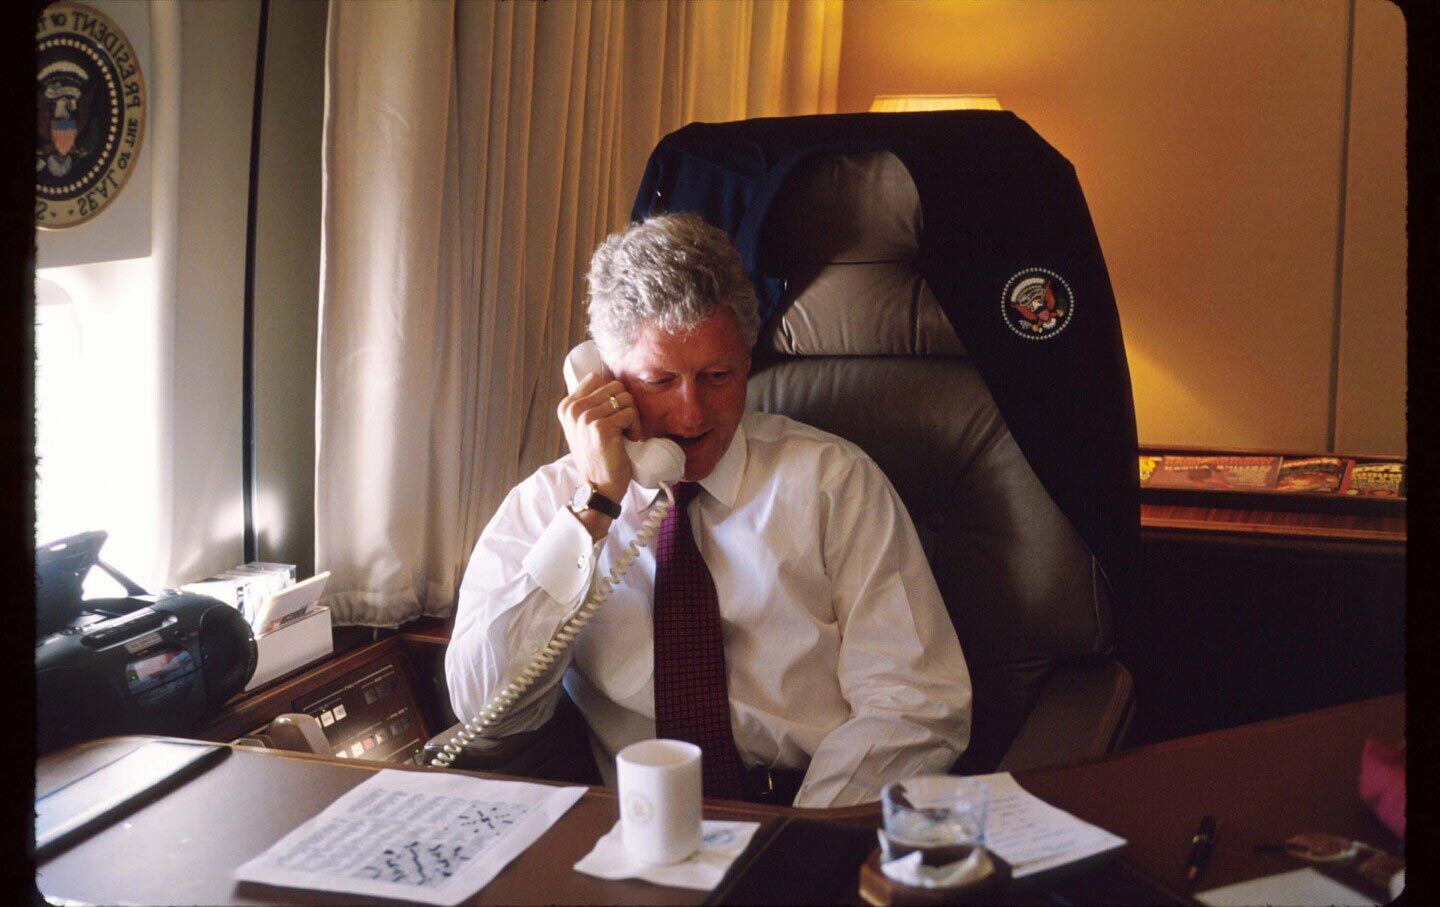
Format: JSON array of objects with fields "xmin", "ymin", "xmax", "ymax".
[{"xmin": 757, "ymin": 151, "xmax": 966, "ymax": 359}]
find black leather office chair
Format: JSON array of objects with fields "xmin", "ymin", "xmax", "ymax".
[
  {"xmin": 429, "ymin": 127, "xmax": 1137, "ymax": 781},
  {"xmin": 746, "ymin": 150, "xmax": 1134, "ymax": 773}
]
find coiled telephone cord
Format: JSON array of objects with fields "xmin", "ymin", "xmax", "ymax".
[{"xmin": 429, "ymin": 483, "xmax": 675, "ymax": 768}]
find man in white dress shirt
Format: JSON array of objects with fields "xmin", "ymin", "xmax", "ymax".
[{"xmin": 445, "ymin": 213, "xmax": 971, "ymax": 808}]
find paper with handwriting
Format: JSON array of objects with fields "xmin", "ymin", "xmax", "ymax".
[
  {"xmin": 970, "ymin": 772, "xmax": 1126, "ymax": 877},
  {"xmin": 235, "ymin": 769, "xmax": 585, "ymax": 905}
]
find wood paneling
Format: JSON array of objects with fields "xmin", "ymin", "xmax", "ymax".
[
  {"xmin": 1126, "ymin": 510, "xmax": 1404, "ymax": 746},
  {"xmin": 1143, "ymin": 503, "xmax": 1405, "ymax": 545}
]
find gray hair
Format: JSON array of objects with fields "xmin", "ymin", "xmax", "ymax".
[{"xmin": 585, "ymin": 212, "xmax": 760, "ymax": 365}]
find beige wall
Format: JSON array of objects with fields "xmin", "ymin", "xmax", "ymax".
[
  {"xmin": 1335, "ymin": 0, "xmax": 1406, "ymax": 456},
  {"xmin": 837, "ymin": 0, "xmax": 1406, "ymax": 455}
]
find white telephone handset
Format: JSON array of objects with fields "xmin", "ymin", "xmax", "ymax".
[
  {"xmin": 430, "ymin": 342, "xmax": 684, "ymax": 767},
  {"xmin": 560, "ymin": 341, "xmax": 685, "ymax": 489}
]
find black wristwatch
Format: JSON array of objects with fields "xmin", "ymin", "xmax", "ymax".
[{"xmin": 569, "ymin": 482, "xmax": 622, "ymax": 520}]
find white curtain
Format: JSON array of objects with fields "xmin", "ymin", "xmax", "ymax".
[{"xmin": 316, "ymin": 0, "xmax": 842, "ymax": 626}]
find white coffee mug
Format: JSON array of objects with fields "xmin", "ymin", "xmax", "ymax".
[{"xmin": 616, "ymin": 739, "xmax": 702, "ymax": 864}]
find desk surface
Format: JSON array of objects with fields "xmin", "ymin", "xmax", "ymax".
[
  {"xmin": 35, "ymin": 739, "xmax": 869, "ymax": 906},
  {"xmin": 36, "ymin": 694, "xmax": 1404, "ymax": 906},
  {"xmin": 1019, "ymin": 693, "xmax": 1405, "ymax": 901}
]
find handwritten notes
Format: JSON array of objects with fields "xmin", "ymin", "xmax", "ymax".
[
  {"xmin": 235, "ymin": 770, "xmax": 585, "ymax": 905},
  {"xmin": 970, "ymin": 773, "xmax": 1127, "ymax": 878}
]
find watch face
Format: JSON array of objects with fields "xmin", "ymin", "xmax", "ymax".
[{"xmin": 571, "ymin": 482, "xmax": 594, "ymax": 511}]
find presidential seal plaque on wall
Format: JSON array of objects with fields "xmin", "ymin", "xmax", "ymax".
[{"xmin": 36, "ymin": 2, "xmax": 146, "ymax": 230}]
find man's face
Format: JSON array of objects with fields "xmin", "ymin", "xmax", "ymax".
[{"xmin": 612, "ymin": 309, "xmax": 751, "ymax": 482}]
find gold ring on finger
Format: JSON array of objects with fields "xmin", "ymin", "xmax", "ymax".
[{"xmin": 608, "ymin": 395, "xmax": 620, "ymax": 412}]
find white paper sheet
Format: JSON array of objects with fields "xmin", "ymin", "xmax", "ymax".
[
  {"xmin": 969, "ymin": 773, "xmax": 1127, "ymax": 878},
  {"xmin": 1196, "ymin": 867, "xmax": 1378, "ymax": 907},
  {"xmin": 234, "ymin": 769, "xmax": 587, "ymax": 906}
]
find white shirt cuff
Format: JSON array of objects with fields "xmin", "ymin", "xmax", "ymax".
[{"xmin": 521, "ymin": 508, "xmax": 601, "ymax": 605}]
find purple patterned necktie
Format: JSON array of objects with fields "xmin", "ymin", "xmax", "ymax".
[{"xmin": 652, "ymin": 482, "xmax": 747, "ymax": 800}]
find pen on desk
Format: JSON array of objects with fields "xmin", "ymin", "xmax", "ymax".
[{"xmin": 1186, "ymin": 815, "xmax": 1218, "ymax": 884}]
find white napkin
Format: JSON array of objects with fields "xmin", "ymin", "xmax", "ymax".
[
  {"xmin": 879, "ymin": 839, "xmax": 994, "ymax": 889},
  {"xmin": 573, "ymin": 819, "xmax": 761, "ymax": 891}
]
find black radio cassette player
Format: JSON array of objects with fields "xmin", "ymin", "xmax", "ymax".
[{"xmin": 36, "ymin": 532, "xmax": 257, "ymax": 754}]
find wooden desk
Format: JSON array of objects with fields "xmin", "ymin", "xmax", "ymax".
[
  {"xmin": 1016, "ymin": 693, "xmax": 1405, "ymax": 903},
  {"xmin": 35, "ymin": 696, "xmax": 1403, "ymax": 906},
  {"xmin": 34, "ymin": 737, "xmax": 871, "ymax": 906}
]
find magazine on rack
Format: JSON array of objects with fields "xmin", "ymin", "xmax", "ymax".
[
  {"xmin": 1342, "ymin": 461, "xmax": 1406, "ymax": 497},
  {"xmin": 1143, "ymin": 456, "xmax": 1281, "ymax": 491},
  {"xmin": 1275, "ymin": 457, "xmax": 1351, "ymax": 493}
]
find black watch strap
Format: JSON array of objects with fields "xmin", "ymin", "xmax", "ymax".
[
  {"xmin": 585, "ymin": 490, "xmax": 622, "ymax": 519},
  {"xmin": 573, "ymin": 485, "xmax": 622, "ymax": 519}
]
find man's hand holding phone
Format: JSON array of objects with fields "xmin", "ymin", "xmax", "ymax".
[{"xmin": 558, "ymin": 372, "xmax": 638, "ymax": 539}]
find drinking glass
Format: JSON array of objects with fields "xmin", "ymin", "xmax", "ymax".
[{"xmin": 879, "ymin": 775, "xmax": 989, "ymax": 888}]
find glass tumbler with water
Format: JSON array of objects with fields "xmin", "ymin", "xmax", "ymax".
[{"xmin": 879, "ymin": 775, "xmax": 989, "ymax": 888}]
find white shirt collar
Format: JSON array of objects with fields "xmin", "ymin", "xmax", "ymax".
[
  {"xmin": 697, "ymin": 417, "xmax": 746, "ymax": 507},
  {"xmin": 640, "ymin": 418, "xmax": 747, "ymax": 510}
]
